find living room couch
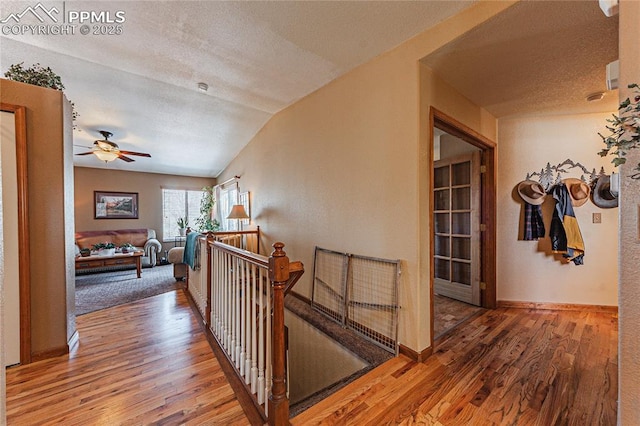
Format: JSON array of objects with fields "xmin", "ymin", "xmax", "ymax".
[{"xmin": 75, "ymin": 228, "xmax": 162, "ymax": 273}]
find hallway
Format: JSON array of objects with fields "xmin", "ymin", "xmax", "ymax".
[
  {"xmin": 7, "ymin": 290, "xmax": 618, "ymax": 425},
  {"xmin": 6, "ymin": 290, "xmax": 250, "ymax": 425}
]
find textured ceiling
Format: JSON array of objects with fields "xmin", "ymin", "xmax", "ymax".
[
  {"xmin": 422, "ymin": 0, "xmax": 619, "ymax": 118},
  {"xmin": 0, "ymin": 0, "xmax": 474, "ymax": 177},
  {"xmin": 0, "ymin": 1, "xmax": 620, "ymax": 177}
]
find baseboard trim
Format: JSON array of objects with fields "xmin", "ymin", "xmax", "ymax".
[
  {"xmin": 399, "ymin": 344, "xmax": 433, "ymax": 363},
  {"xmin": 497, "ymin": 300, "xmax": 618, "ymax": 313},
  {"xmin": 67, "ymin": 330, "xmax": 80, "ymax": 352},
  {"xmin": 31, "ymin": 345, "xmax": 69, "ymax": 362}
]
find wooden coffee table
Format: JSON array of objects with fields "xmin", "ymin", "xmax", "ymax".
[{"xmin": 75, "ymin": 251, "xmax": 143, "ymax": 278}]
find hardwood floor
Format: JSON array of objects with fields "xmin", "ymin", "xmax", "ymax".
[
  {"xmin": 292, "ymin": 307, "xmax": 618, "ymax": 425},
  {"xmin": 7, "ymin": 292, "xmax": 617, "ymax": 425},
  {"xmin": 6, "ymin": 290, "xmax": 250, "ymax": 425}
]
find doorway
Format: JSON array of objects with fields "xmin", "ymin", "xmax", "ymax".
[{"xmin": 430, "ymin": 108, "xmax": 496, "ymax": 342}]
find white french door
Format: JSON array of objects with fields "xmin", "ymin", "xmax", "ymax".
[{"xmin": 433, "ymin": 152, "xmax": 481, "ymax": 306}]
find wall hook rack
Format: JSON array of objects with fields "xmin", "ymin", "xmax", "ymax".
[{"xmin": 524, "ymin": 159, "xmax": 606, "ymax": 193}]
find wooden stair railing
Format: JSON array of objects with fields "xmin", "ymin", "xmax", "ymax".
[{"xmin": 204, "ymin": 237, "xmax": 304, "ymax": 425}]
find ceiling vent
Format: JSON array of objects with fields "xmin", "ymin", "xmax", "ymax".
[{"xmin": 606, "ymin": 60, "xmax": 619, "ymax": 90}]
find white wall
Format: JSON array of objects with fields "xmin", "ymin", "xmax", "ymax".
[
  {"xmin": 218, "ymin": 2, "xmax": 513, "ymax": 352},
  {"xmin": 498, "ymin": 113, "xmax": 618, "ymax": 306}
]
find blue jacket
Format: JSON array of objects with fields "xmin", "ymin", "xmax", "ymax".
[{"xmin": 550, "ymin": 183, "xmax": 584, "ymax": 265}]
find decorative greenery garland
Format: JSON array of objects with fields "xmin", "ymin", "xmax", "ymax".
[
  {"xmin": 4, "ymin": 62, "xmax": 79, "ymax": 127},
  {"xmin": 598, "ymin": 83, "xmax": 640, "ymax": 178}
]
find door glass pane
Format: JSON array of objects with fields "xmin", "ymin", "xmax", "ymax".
[
  {"xmin": 452, "ymin": 237, "xmax": 471, "ymax": 260},
  {"xmin": 452, "ymin": 161, "xmax": 471, "ymax": 186},
  {"xmin": 452, "ymin": 212, "xmax": 470, "ymax": 235},
  {"xmin": 434, "ymin": 166, "xmax": 449, "ymax": 188},
  {"xmin": 435, "ymin": 235, "xmax": 450, "ymax": 257},
  {"xmin": 452, "ymin": 261, "xmax": 471, "ymax": 285},
  {"xmin": 434, "ymin": 189, "xmax": 449, "ymax": 211},
  {"xmin": 435, "ymin": 258, "xmax": 450, "ymax": 280},
  {"xmin": 434, "ymin": 213, "xmax": 450, "ymax": 234},
  {"xmin": 452, "ymin": 187, "xmax": 470, "ymax": 210}
]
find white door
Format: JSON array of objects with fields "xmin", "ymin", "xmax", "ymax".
[
  {"xmin": 1, "ymin": 110, "xmax": 21, "ymax": 366},
  {"xmin": 433, "ymin": 152, "xmax": 481, "ymax": 306}
]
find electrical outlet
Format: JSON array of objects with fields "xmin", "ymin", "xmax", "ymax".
[{"xmin": 593, "ymin": 213, "xmax": 602, "ymax": 224}]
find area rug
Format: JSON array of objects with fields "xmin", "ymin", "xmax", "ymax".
[{"xmin": 75, "ymin": 264, "xmax": 183, "ymax": 315}]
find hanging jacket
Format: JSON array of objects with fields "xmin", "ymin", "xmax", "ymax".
[
  {"xmin": 523, "ymin": 202, "xmax": 545, "ymax": 240},
  {"xmin": 550, "ymin": 183, "xmax": 585, "ymax": 265}
]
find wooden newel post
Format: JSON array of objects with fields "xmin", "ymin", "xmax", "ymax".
[
  {"xmin": 268, "ymin": 242, "xmax": 290, "ymax": 425},
  {"xmin": 205, "ymin": 231, "xmax": 215, "ymax": 328}
]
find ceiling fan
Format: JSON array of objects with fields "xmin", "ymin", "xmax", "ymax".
[{"xmin": 75, "ymin": 130, "xmax": 151, "ymax": 163}]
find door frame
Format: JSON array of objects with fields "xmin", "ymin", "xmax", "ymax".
[
  {"xmin": 429, "ymin": 107, "xmax": 496, "ymax": 346},
  {"xmin": 1, "ymin": 103, "xmax": 31, "ymax": 364}
]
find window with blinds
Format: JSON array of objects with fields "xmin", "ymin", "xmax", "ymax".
[
  {"xmin": 162, "ymin": 189, "xmax": 205, "ymax": 240},
  {"xmin": 218, "ymin": 185, "xmax": 239, "ymax": 231}
]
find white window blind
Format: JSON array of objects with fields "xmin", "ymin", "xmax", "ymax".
[{"xmin": 162, "ymin": 189, "xmax": 205, "ymax": 240}]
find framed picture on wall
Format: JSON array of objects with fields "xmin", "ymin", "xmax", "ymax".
[{"xmin": 94, "ymin": 191, "xmax": 139, "ymax": 219}]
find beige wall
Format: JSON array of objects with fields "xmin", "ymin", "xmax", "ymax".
[
  {"xmin": 497, "ymin": 113, "xmax": 618, "ymax": 306},
  {"xmin": 618, "ymin": 0, "xmax": 640, "ymax": 422},
  {"xmin": 74, "ymin": 167, "xmax": 215, "ymax": 252},
  {"xmin": 0, "ymin": 79, "xmax": 73, "ymax": 355},
  {"xmin": 217, "ymin": 2, "xmax": 513, "ymax": 352}
]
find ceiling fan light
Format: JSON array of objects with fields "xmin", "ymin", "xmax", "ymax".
[{"xmin": 93, "ymin": 149, "xmax": 119, "ymax": 162}]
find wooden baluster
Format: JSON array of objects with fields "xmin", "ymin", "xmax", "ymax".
[
  {"xmin": 268, "ymin": 242, "xmax": 290, "ymax": 425},
  {"xmin": 205, "ymin": 232, "xmax": 214, "ymax": 329},
  {"xmin": 257, "ymin": 267, "xmax": 265, "ymax": 405}
]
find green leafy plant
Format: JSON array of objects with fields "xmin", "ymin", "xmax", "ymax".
[
  {"xmin": 177, "ymin": 217, "xmax": 189, "ymax": 229},
  {"xmin": 92, "ymin": 242, "xmax": 116, "ymax": 250},
  {"xmin": 195, "ymin": 186, "xmax": 220, "ymax": 232},
  {"xmin": 4, "ymin": 62, "xmax": 79, "ymax": 127},
  {"xmin": 118, "ymin": 242, "xmax": 135, "ymax": 253},
  {"xmin": 598, "ymin": 83, "xmax": 640, "ymax": 178}
]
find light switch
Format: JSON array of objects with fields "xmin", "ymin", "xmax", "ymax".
[{"xmin": 593, "ymin": 213, "xmax": 602, "ymax": 224}]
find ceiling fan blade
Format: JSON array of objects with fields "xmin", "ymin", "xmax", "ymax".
[
  {"xmin": 119, "ymin": 150, "xmax": 151, "ymax": 157},
  {"xmin": 117, "ymin": 154, "xmax": 135, "ymax": 162},
  {"xmin": 75, "ymin": 151, "xmax": 94, "ymax": 156}
]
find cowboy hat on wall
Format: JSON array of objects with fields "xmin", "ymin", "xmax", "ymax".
[
  {"xmin": 562, "ymin": 178, "xmax": 591, "ymax": 207},
  {"xmin": 592, "ymin": 174, "xmax": 619, "ymax": 208},
  {"xmin": 517, "ymin": 180, "xmax": 547, "ymax": 205}
]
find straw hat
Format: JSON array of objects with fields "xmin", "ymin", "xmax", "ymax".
[
  {"xmin": 517, "ymin": 180, "xmax": 546, "ymax": 205},
  {"xmin": 592, "ymin": 175, "xmax": 618, "ymax": 208},
  {"xmin": 563, "ymin": 178, "xmax": 590, "ymax": 207}
]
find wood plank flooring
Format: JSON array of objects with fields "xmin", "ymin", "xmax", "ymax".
[
  {"xmin": 6, "ymin": 290, "xmax": 250, "ymax": 425},
  {"xmin": 7, "ymin": 292, "xmax": 618, "ymax": 425},
  {"xmin": 292, "ymin": 307, "xmax": 618, "ymax": 425}
]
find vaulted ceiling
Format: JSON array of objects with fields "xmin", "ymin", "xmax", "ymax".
[{"xmin": 0, "ymin": 1, "xmax": 619, "ymax": 177}]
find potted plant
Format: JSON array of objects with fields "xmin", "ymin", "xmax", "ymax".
[
  {"xmin": 598, "ymin": 83, "xmax": 640, "ymax": 179},
  {"xmin": 79, "ymin": 248, "xmax": 91, "ymax": 257},
  {"xmin": 177, "ymin": 217, "xmax": 188, "ymax": 236},
  {"xmin": 4, "ymin": 62, "xmax": 79, "ymax": 128},
  {"xmin": 92, "ymin": 242, "xmax": 116, "ymax": 256},
  {"xmin": 195, "ymin": 186, "xmax": 220, "ymax": 232},
  {"xmin": 119, "ymin": 243, "xmax": 136, "ymax": 253}
]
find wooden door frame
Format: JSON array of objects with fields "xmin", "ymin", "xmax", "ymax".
[
  {"xmin": 429, "ymin": 107, "xmax": 496, "ymax": 346},
  {"xmin": 1, "ymin": 103, "xmax": 31, "ymax": 364}
]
